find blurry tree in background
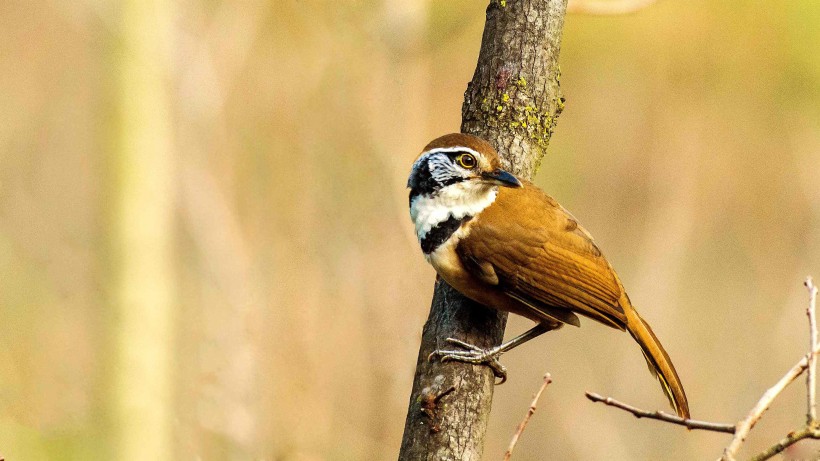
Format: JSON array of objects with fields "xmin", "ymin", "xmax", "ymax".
[
  {"xmin": 0, "ymin": 1, "xmax": 818, "ymax": 460},
  {"xmin": 109, "ymin": 0, "xmax": 175, "ymax": 460}
]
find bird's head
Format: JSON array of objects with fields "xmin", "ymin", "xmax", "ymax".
[
  {"xmin": 407, "ymin": 133, "xmax": 521, "ymax": 200},
  {"xmin": 407, "ymin": 133, "xmax": 522, "ymax": 244}
]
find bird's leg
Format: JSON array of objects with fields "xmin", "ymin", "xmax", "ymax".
[{"xmin": 428, "ymin": 323, "xmax": 554, "ymax": 384}]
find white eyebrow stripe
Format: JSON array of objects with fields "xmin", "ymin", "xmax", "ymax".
[
  {"xmin": 421, "ymin": 146, "xmax": 482, "ymax": 157},
  {"xmin": 409, "ymin": 146, "xmax": 486, "ymax": 184}
]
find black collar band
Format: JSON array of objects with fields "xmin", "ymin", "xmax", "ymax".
[{"xmin": 420, "ymin": 215, "xmax": 472, "ymax": 254}]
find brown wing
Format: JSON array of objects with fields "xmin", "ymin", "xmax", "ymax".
[{"xmin": 458, "ymin": 181, "xmax": 627, "ymax": 329}]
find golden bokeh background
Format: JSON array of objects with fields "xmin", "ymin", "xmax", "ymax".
[{"xmin": 1, "ymin": 0, "xmax": 819, "ymax": 459}]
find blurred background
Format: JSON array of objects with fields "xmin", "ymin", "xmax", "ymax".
[{"xmin": 1, "ymin": 0, "xmax": 819, "ymax": 459}]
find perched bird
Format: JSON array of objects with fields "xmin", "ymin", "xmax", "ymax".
[{"xmin": 407, "ymin": 132, "xmax": 690, "ymax": 418}]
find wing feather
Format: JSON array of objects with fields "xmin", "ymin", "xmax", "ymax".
[{"xmin": 458, "ymin": 182, "xmax": 627, "ymax": 329}]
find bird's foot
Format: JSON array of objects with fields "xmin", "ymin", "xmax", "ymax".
[{"xmin": 428, "ymin": 338, "xmax": 508, "ymax": 384}]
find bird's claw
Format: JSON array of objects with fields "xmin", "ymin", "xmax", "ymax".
[{"xmin": 428, "ymin": 338, "xmax": 508, "ymax": 384}]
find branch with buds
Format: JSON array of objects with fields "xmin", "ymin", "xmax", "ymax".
[
  {"xmin": 583, "ymin": 277, "xmax": 819, "ymax": 461},
  {"xmin": 585, "ymin": 392, "xmax": 735, "ymax": 433},
  {"xmin": 503, "ymin": 374, "xmax": 553, "ymax": 461}
]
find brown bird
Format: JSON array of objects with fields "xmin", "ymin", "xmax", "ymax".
[{"xmin": 407, "ymin": 132, "xmax": 690, "ymax": 418}]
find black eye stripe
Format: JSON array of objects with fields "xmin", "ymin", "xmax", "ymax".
[{"xmin": 408, "ymin": 154, "xmax": 468, "ymax": 200}]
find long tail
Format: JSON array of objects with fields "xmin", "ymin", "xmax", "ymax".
[{"xmin": 622, "ymin": 300, "xmax": 690, "ymax": 419}]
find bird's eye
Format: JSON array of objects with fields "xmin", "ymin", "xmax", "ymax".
[{"xmin": 456, "ymin": 153, "xmax": 477, "ymax": 169}]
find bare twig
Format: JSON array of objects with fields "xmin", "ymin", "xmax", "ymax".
[
  {"xmin": 583, "ymin": 277, "xmax": 820, "ymax": 459},
  {"xmin": 585, "ymin": 392, "xmax": 735, "ymax": 433},
  {"xmin": 721, "ymin": 347, "xmax": 820, "ymax": 460},
  {"xmin": 806, "ymin": 276, "xmax": 818, "ymax": 424},
  {"xmin": 722, "ymin": 277, "xmax": 820, "ymax": 461},
  {"xmin": 745, "ymin": 277, "xmax": 820, "ymax": 461},
  {"xmin": 503, "ymin": 374, "xmax": 553, "ymax": 461},
  {"xmin": 748, "ymin": 425, "xmax": 820, "ymax": 461},
  {"xmin": 567, "ymin": 0, "xmax": 658, "ymax": 15}
]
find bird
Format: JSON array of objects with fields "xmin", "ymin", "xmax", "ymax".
[{"xmin": 407, "ymin": 132, "xmax": 690, "ymax": 419}]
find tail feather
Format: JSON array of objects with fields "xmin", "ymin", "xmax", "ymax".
[{"xmin": 623, "ymin": 302, "xmax": 690, "ymax": 419}]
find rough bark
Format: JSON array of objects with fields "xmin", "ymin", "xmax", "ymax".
[{"xmin": 398, "ymin": 1, "xmax": 568, "ymax": 460}]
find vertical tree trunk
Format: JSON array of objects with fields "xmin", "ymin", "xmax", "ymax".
[{"xmin": 398, "ymin": 1, "xmax": 567, "ymax": 459}]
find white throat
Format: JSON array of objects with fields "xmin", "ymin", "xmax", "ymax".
[{"xmin": 409, "ymin": 182, "xmax": 498, "ymax": 241}]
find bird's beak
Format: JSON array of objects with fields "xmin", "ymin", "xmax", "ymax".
[{"xmin": 482, "ymin": 169, "xmax": 522, "ymax": 188}]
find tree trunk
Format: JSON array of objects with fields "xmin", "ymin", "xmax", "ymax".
[{"xmin": 398, "ymin": 1, "xmax": 568, "ymax": 460}]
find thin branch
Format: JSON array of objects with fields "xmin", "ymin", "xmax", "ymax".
[
  {"xmin": 806, "ymin": 276, "xmax": 818, "ymax": 424},
  {"xmin": 721, "ymin": 278, "xmax": 820, "ymax": 461},
  {"xmin": 748, "ymin": 425, "xmax": 820, "ymax": 461},
  {"xmin": 583, "ymin": 280, "xmax": 820, "ymax": 460},
  {"xmin": 720, "ymin": 348, "xmax": 820, "ymax": 460},
  {"xmin": 503, "ymin": 374, "xmax": 553, "ymax": 461},
  {"xmin": 584, "ymin": 392, "xmax": 735, "ymax": 434},
  {"xmin": 745, "ymin": 277, "xmax": 820, "ymax": 461},
  {"xmin": 567, "ymin": 0, "xmax": 658, "ymax": 15}
]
